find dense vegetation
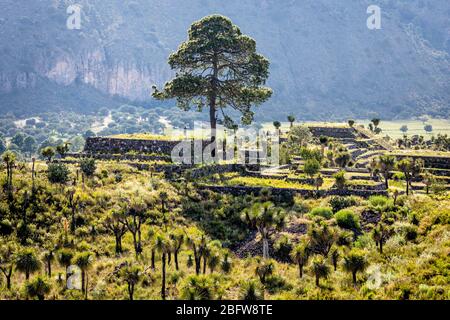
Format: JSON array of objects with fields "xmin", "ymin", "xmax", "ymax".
[{"xmin": 0, "ymin": 154, "xmax": 448, "ymax": 300}]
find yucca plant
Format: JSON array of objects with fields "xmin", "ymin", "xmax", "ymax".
[
  {"xmin": 311, "ymin": 256, "xmax": 330, "ymax": 287},
  {"xmin": 240, "ymin": 279, "xmax": 264, "ymax": 300},
  {"xmin": 343, "ymin": 249, "xmax": 368, "ymax": 286}
]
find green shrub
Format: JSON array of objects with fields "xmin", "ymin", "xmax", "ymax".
[
  {"xmin": 334, "ymin": 209, "xmax": 360, "ymax": 231},
  {"xmin": 303, "ymin": 158, "xmax": 321, "ymax": 178},
  {"xmin": 274, "ymin": 235, "xmax": 293, "ymax": 262},
  {"xmin": 80, "ymin": 158, "xmax": 96, "ymax": 177},
  {"xmin": 392, "ymin": 172, "xmax": 405, "ymax": 181},
  {"xmin": 263, "ymin": 275, "xmax": 292, "ymax": 294},
  {"xmin": 0, "ymin": 219, "xmax": 13, "ymax": 236},
  {"xmin": 333, "ymin": 171, "xmax": 346, "ymax": 189},
  {"xmin": 310, "ymin": 207, "xmax": 333, "ymax": 219},
  {"xmin": 369, "ymin": 195, "xmax": 389, "ymax": 208},
  {"xmin": 47, "ymin": 163, "xmax": 70, "ymax": 184},
  {"xmin": 329, "ymin": 196, "xmax": 358, "ymax": 213}
]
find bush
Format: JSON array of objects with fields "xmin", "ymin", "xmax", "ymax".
[
  {"xmin": 0, "ymin": 219, "xmax": 13, "ymax": 236},
  {"xmin": 239, "ymin": 280, "xmax": 264, "ymax": 300},
  {"xmin": 333, "ymin": 171, "xmax": 346, "ymax": 189},
  {"xmin": 179, "ymin": 275, "xmax": 217, "ymax": 300},
  {"xmin": 329, "ymin": 196, "xmax": 358, "ymax": 213},
  {"xmin": 273, "ymin": 235, "xmax": 293, "ymax": 262},
  {"xmin": 369, "ymin": 195, "xmax": 389, "ymax": 208},
  {"xmin": 263, "ymin": 275, "xmax": 292, "ymax": 294},
  {"xmin": 335, "ymin": 209, "xmax": 360, "ymax": 231},
  {"xmin": 310, "ymin": 207, "xmax": 333, "ymax": 219},
  {"xmin": 303, "ymin": 158, "xmax": 321, "ymax": 178},
  {"xmin": 392, "ymin": 172, "xmax": 405, "ymax": 181},
  {"xmin": 80, "ymin": 158, "xmax": 96, "ymax": 177},
  {"xmin": 47, "ymin": 163, "xmax": 70, "ymax": 184}
]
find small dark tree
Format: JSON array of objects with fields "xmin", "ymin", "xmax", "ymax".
[
  {"xmin": 241, "ymin": 202, "xmax": 285, "ymax": 259},
  {"xmin": 290, "ymin": 240, "xmax": 309, "ymax": 278},
  {"xmin": 41, "ymin": 147, "xmax": 55, "ymax": 162},
  {"xmin": 287, "ymin": 115, "xmax": 295, "ymax": 128},
  {"xmin": 343, "ymin": 249, "xmax": 368, "ymax": 286},
  {"xmin": 103, "ymin": 210, "xmax": 127, "ymax": 254},
  {"xmin": 378, "ymin": 155, "xmax": 396, "ymax": 189},
  {"xmin": 311, "ymin": 257, "xmax": 330, "ymax": 287},
  {"xmin": 25, "ymin": 276, "xmax": 51, "ymax": 300},
  {"xmin": 120, "ymin": 263, "xmax": 141, "ymax": 300},
  {"xmin": 15, "ymin": 248, "xmax": 41, "ymax": 280}
]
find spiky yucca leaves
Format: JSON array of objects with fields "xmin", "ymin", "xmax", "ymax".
[
  {"xmin": 180, "ymin": 275, "xmax": 215, "ymax": 300},
  {"xmin": 378, "ymin": 155, "xmax": 396, "ymax": 189},
  {"xmin": 74, "ymin": 251, "xmax": 94, "ymax": 296},
  {"xmin": 311, "ymin": 256, "xmax": 330, "ymax": 287},
  {"xmin": 119, "ymin": 263, "xmax": 141, "ymax": 301},
  {"xmin": 25, "ymin": 276, "xmax": 51, "ymax": 300},
  {"xmin": 241, "ymin": 202, "xmax": 285, "ymax": 259},
  {"xmin": 240, "ymin": 279, "xmax": 264, "ymax": 300},
  {"xmin": 15, "ymin": 248, "xmax": 40, "ymax": 280},
  {"xmin": 290, "ymin": 240, "xmax": 310, "ymax": 278},
  {"xmin": 343, "ymin": 249, "xmax": 369, "ymax": 286},
  {"xmin": 255, "ymin": 258, "xmax": 275, "ymax": 284}
]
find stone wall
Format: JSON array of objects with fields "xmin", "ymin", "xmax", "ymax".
[
  {"xmin": 199, "ymin": 185, "xmax": 388, "ymax": 201},
  {"xmin": 308, "ymin": 126, "xmax": 356, "ymax": 139},
  {"xmin": 84, "ymin": 137, "xmax": 187, "ymax": 155},
  {"xmin": 393, "ymin": 154, "xmax": 450, "ymax": 169},
  {"xmin": 66, "ymin": 152, "xmax": 171, "ymax": 162},
  {"xmin": 84, "ymin": 137, "xmax": 262, "ymax": 164}
]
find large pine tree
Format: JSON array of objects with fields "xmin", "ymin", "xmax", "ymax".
[{"xmin": 153, "ymin": 15, "xmax": 272, "ymax": 157}]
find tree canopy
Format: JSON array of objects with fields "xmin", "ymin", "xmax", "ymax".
[{"xmin": 153, "ymin": 15, "xmax": 272, "ymax": 140}]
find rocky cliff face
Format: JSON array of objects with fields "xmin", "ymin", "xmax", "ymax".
[{"xmin": 0, "ymin": 0, "xmax": 449, "ymax": 119}]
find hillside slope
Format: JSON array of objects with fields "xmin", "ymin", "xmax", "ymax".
[{"xmin": 0, "ymin": 0, "xmax": 449, "ymax": 120}]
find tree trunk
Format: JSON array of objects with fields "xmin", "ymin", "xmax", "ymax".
[
  {"xmin": 298, "ymin": 263, "xmax": 303, "ymax": 278},
  {"xmin": 193, "ymin": 247, "xmax": 201, "ymax": 275},
  {"xmin": 385, "ymin": 177, "xmax": 389, "ymax": 189},
  {"xmin": 315, "ymin": 275, "xmax": 319, "ymax": 287},
  {"xmin": 209, "ymin": 54, "xmax": 218, "ymax": 160},
  {"xmin": 128, "ymin": 283, "xmax": 134, "ymax": 300},
  {"xmin": 203, "ymin": 255, "xmax": 207, "ymax": 274},
  {"xmin": 6, "ymin": 268, "xmax": 12, "ymax": 290},
  {"xmin": 161, "ymin": 253, "xmax": 166, "ymax": 300},
  {"xmin": 26, "ymin": 271, "xmax": 30, "ymax": 280},
  {"xmin": 151, "ymin": 249, "xmax": 155, "ymax": 269},
  {"xmin": 174, "ymin": 251, "xmax": 179, "ymax": 271},
  {"xmin": 209, "ymin": 103, "xmax": 217, "ymax": 160},
  {"xmin": 115, "ymin": 236, "xmax": 122, "ymax": 254},
  {"xmin": 352, "ymin": 271, "xmax": 357, "ymax": 286},
  {"xmin": 85, "ymin": 272, "xmax": 89, "ymax": 300},
  {"xmin": 406, "ymin": 179, "xmax": 410, "ymax": 195},
  {"xmin": 262, "ymin": 237, "xmax": 270, "ymax": 259},
  {"xmin": 47, "ymin": 259, "xmax": 52, "ymax": 277},
  {"xmin": 81, "ymin": 270, "xmax": 86, "ymax": 293},
  {"xmin": 379, "ymin": 241, "xmax": 383, "ymax": 254}
]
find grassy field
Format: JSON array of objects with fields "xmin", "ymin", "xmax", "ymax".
[
  {"xmin": 261, "ymin": 118, "xmax": 450, "ymax": 139},
  {"xmin": 357, "ymin": 118, "xmax": 450, "ymax": 139}
]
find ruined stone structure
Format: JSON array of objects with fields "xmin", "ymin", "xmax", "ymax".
[
  {"xmin": 392, "ymin": 154, "xmax": 450, "ymax": 170},
  {"xmin": 307, "ymin": 126, "xmax": 357, "ymax": 139}
]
